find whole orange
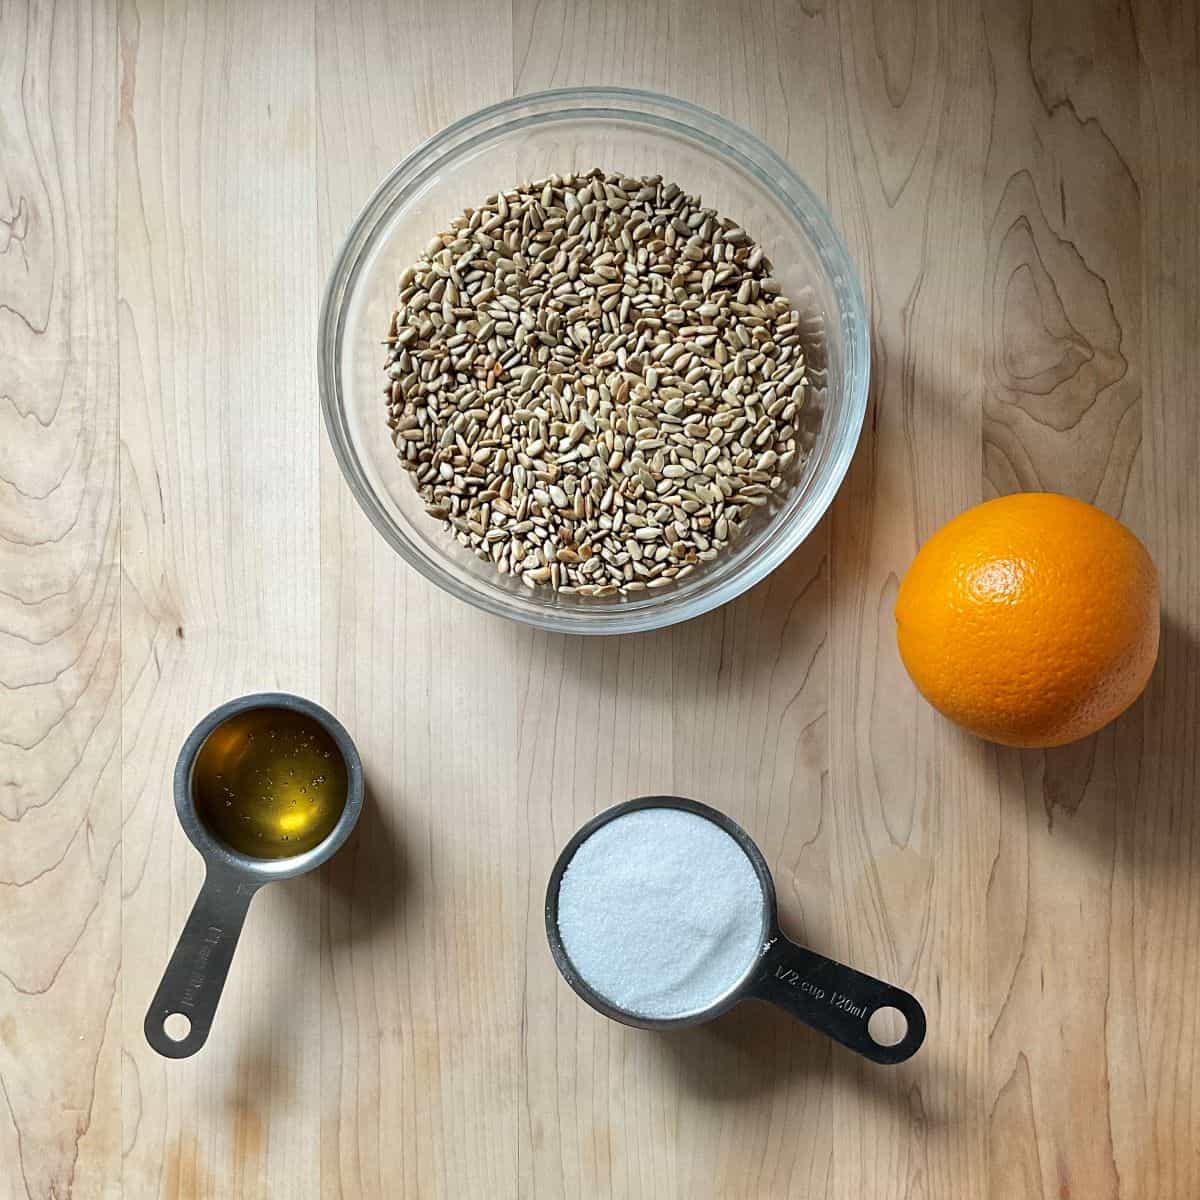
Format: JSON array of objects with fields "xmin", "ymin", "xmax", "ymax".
[{"xmin": 894, "ymin": 493, "xmax": 1159, "ymax": 748}]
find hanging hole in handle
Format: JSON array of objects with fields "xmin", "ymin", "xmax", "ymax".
[
  {"xmin": 162, "ymin": 1012, "xmax": 192, "ymax": 1042},
  {"xmin": 867, "ymin": 1005, "xmax": 908, "ymax": 1048}
]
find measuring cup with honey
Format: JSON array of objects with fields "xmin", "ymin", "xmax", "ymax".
[{"xmin": 145, "ymin": 693, "xmax": 363, "ymax": 1058}]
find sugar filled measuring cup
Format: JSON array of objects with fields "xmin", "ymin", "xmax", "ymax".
[
  {"xmin": 145, "ymin": 693, "xmax": 363, "ymax": 1058},
  {"xmin": 546, "ymin": 796, "xmax": 926, "ymax": 1064}
]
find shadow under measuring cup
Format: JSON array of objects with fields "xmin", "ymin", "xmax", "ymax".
[
  {"xmin": 545, "ymin": 796, "xmax": 926, "ymax": 1064},
  {"xmin": 145, "ymin": 692, "xmax": 363, "ymax": 1058}
]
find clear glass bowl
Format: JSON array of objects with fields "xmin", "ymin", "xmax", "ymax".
[{"xmin": 319, "ymin": 88, "xmax": 868, "ymax": 634}]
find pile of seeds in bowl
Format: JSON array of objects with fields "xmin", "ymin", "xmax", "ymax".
[{"xmin": 383, "ymin": 170, "xmax": 810, "ymax": 597}]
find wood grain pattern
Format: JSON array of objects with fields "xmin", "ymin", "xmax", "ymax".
[
  {"xmin": 981, "ymin": 6, "xmax": 1149, "ymax": 1198},
  {"xmin": 0, "ymin": 1, "xmax": 121, "ymax": 1197},
  {"xmin": 1, "ymin": 0, "xmax": 1197, "ymax": 1195},
  {"xmin": 117, "ymin": 1, "xmax": 325, "ymax": 1196},
  {"xmin": 313, "ymin": 8, "xmax": 513, "ymax": 1196}
]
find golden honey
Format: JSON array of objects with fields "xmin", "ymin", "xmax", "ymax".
[{"xmin": 192, "ymin": 707, "xmax": 349, "ymax": 859}]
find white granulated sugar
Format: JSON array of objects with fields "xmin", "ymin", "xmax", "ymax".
[{"xmin": 556, "ymin": 807, "xmax": 765, "ymax": 1020}]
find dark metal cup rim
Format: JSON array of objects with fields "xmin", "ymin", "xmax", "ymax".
[
  {"xmin": 174, "ymin": 691, "xmax": 364, "ymax": 882},
  {"xmin": 544, "ymin": 795, "xmax": 779, "ymax": 1030}
]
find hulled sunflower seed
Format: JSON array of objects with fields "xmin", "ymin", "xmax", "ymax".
[{"xmin": 383, "ymin": 170, "xmax": 817, "ymax": 597}]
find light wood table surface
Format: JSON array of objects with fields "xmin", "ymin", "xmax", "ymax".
[{"xmin": 2, "ymin": 0, "xmax": 1198, "ymax": 1196}]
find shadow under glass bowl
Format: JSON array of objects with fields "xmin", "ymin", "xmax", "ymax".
[{"xmin": 319, "ymin": 87, "xmax": 868, "ymax": 635}]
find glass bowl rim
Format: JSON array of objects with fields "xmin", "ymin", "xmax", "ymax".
[{"xmin": 318, "ymin": 85, "xmax": 869, "ymax": 635}]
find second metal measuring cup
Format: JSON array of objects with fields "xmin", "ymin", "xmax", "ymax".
[
  {"xmin": 546, "ymin": 796, "xmax": 926, "ymax": 1065},
  {"xmin": 144, "ymin": 692, "xmax": 363, "ymax": 1059}
]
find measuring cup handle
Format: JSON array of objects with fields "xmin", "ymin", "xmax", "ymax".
[
  {"xmin": 144, "ymin": 864, "xmax": 259, "ymax": 1058},
  {"xmin": 747, "ymin": 935, "xmax": 926, "ymax": 1064}
]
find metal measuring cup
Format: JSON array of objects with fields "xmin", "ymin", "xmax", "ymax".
[
  {"xmin": 144, "ymin": 692, "xmax": 363, "ymax": 1058},
  {"xmin": 546, "ymin": 796, "xmax": 926, "ymax": 1064}
]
